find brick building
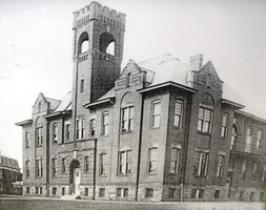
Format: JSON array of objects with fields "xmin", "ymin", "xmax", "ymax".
[
  {"xmin": 0, "ymin": 154, "xmax": 22, "ymax": 194},
  {"xmin": 16, "ymin": 1, "xmax": 266, "ymax": 202}
]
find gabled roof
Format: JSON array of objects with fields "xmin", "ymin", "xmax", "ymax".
[
  {"xmin": 84, "ymin": 52, "xmax": 265, "ymax": 119},
  {"xmin": 33, "ymin": 92, "xmax": 61, "ymax": 110},
  {"xmin": 138, "ymin": 53, "xmax": 189, "ymax": 86},
  {"xmin": 54, "ymin": 91, "xmax": 72, "ymax": 112}
]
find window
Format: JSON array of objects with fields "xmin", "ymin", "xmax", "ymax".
[
  {"xmin": 194, "ymin": 151, "xmax": 209, "ymax": 177},
  {"xmin": 221, "ymin": 113, "xmax": 228, "ymax": 138},
  {"xmin": 26, "ymin": 187, "xmax": 30, "ymax": 194},
  {"xmin": 99, "ymin": 153, "xmax": 107, "ymax": 176},
  {"xmin": 35, "ymin": 187, "xmax": 39, "ymax": 194},
  {"xmin": 76, "ymin": 119, "xmax": 85, "ymax": 139},
  {"xmin": 36, "ymin": 127, "xmax": 43, "ymax": 146},
  {"xmin": 38, "ymin": 102, "xmax": 41, "ymax": 113},
  {"xmin": 80, "ymin": 79, "xmax": 84, "ymax": 92},
  {"xmin": 79, "ymin": 32, "xmax": 89, "ymax": 54},
  {"xmin": 84, "ymin": 156, "xmax": 89, "ymax": 172},
  {"xmin": 197, "ymin": 107, "xmax": 212, "ymax": 133},
  {"xmin": 118, "ymin": 150, "xmax": 132, "ymax": 175},
  {"xmin": 191, "ymin": 189, "xmax": 204, "ymax": 199},
  {"xmin": 52, "ymin": 187, "xmax": 57, "ymax": 195},
  {"xmin": 252, "ymin": 163, "xmax": 258, "ymax": 179},
  {"xmin": 242, "ymin": 160, "xmax": 247, "ymax": 180},
  {"xmin": 145, "ymin": 188, "xmax": 154, "ymax": 198},
  {"xmin": 65, "ymin": 123, "xmax": 70, "ymax": 140},
  {"xmin": 26, "ymin": 161, "xmax": 30, "ymax": 177},
  {"xmin": 102, "ymin": 112, "xmax": 109, "ymax": 136},
  {"xmin": 152, "ymin": 101, "xmax": 161, "ymax": 128},
  {"xmin": 256, "ymin": 129, "xmax": 263, "ymax": 149},
  {"xmin": 99, "ymin": 33, "xmax": 115, "ymax": 56},
  {"xmin": 36, "ymin": 159, "xmax": 43, "ymax": 177},
  {"xmin": 126, "ymin": 73, "xmax": 131, "ymax": 87},
  {"xmin": 52, "ymin": 124, "xmax": 58, "ymax": 143},
  {"xmin": 206, "ymin": 74, "xmax": 211, "ymax": 87},
  {"xmin": 216, "ymin": 155, "xmax": 225, "ymax": 178},
  {"xmin": 245, "ymin": 127, "xmax": 252, "ymax": 153},
  {"xmin": 260, "ymin": 192, "xmax": 264, "ymax": 201},
  {"xmin": 230, "ymin": 126, "xmax": 237, "ymax": 150},
  {"xmin": 214, "ymin": 190, "xmax": 220, "ymax": 199},
  {"xmin": 148, "ymin": 148, "xmax": 158, "ymax": 173},
  {"xmin": 85, "ymin": 188, "xmax": 89, "ymax": 196},
  {"xmin": 62, "ymin": 187, "xmax": 65, "ymax": 196},
  {"xmin": 169, "ymin": 148, "xmax": 180, "ymax": 174},
  {"xmin": 90, "ymin": 119, "xmax": 96, "ymax": 136},
  {"xmin": 250, "ymin": 192, "xmax": 255, "ymax": 201},
  {"xmin": 168, "ymin": 188, "xmax": 176, "ymax": 199},
  {"xmin": 116, "ymin": 188, "xmax": 128, "ymax": 198},
  {"xmin": 61, "ymin": 158, "xmax": 66, "ymax": 174},
  {"xmin": 239, "ymin": 191, "xmax": 244, "ymax": 201},
  {"xmin": 174, "ymin": 100, "xmax": 183, "ymax": 128},
  {"xmin": 121, "ymin": 106, "xmax": 134, "ymax": 132},
  {"xmin": 52, "ymin": 158, "xmax": 56, "ymax": 177},
  {"xmin": 25, "ymin": 130, "xmax": 30, "ymax": 148},
  {"xmin": 99, "ymin": 188, "xmax": 105, "ymax": 197},
  {"xmin": 40, "ymin": 187, "xmax": 42, "ymax": 195}
]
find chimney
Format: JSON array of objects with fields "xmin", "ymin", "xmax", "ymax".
[{"xmin": 190, "ymin": 54, "xmax": 203, "ymax": 71}]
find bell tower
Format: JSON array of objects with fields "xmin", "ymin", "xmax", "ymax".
[{"xmin": 72, "ymin": 1, "xmax": 126, "ymax": 120}]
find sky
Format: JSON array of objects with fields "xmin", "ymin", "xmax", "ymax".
[{"xmin": 0, "ymin": 0, "xmax": 266, "ymax": 169}]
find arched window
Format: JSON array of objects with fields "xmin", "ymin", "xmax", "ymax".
[
  {"xmin": 99, "ymin": 32, "xmax": 115, "ymax": 56},
  {"xmin": 78, "ymin": 32, "xmax": 89, "ymax": 54}
]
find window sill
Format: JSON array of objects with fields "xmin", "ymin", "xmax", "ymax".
[
  {"xmin": 117, "ymin": 173, "xmax": 132, "ymax": 176},
  {"xmin": 173, "ymin": 126, "xmax": 183, "ymax": 129},
  {"xmin": 36, "ymin": 145, "xmax": 43, "ymax": 148},
  {"xmin": 120, "ymin": 131, "xmax": 133, "ymax": 135},
  {"xmin": 147, "ymin": 172, "xmax": 158, "ymax": 176},
  {"xmin": 151, "ymin": 126, "xmax": 160, "ymax": 130},
  {"xmin": 197, "ymin": 131, "xmax": 211, "ymax": 136},
  {"xmin": 168, "ymin": 173, "xmax": 178, "ymax": 176}
]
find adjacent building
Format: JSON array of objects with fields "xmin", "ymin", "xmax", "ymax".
[
  {"xmin": 0, "ymin": 154, "xmax": 22, "ymax": 194},
  {"xmin": 16, "ymin": 1, "xmax": 266, "ymax": 202}
]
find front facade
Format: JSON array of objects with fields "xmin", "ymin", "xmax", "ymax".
[
  {"xmin": 0, "ymin": 155, "xmax": 22, "ymax": 194},
  {"xmin": 16, "ymin": 1, "xmax": 266, "ymax": 202}
]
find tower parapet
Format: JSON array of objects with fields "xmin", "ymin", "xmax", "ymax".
[{"xmin": 73, "ymin": 1, "xmax": 126, "ymax": 30}]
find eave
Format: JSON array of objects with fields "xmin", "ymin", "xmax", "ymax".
[
  {"xmin": 15, "ymin": 119, "xmax": 33, "ymax": 126},
  {"xmin": 235, "ymin": 110, "xmax": 266, "ymax": 124},
  {"xmin": 221, "ymin": 98, "xmax": 245, "ymax": 110},
  {"xmin": 83, "ymin": 97, "xmax": 115, "ymax": 109},
  {"xmin": 44, "ymin": 110, "xmax": 72, "ymax": 119},
  {"xmin": 138, "ymin": 81, "xmax": 197, "ymax": 94}
]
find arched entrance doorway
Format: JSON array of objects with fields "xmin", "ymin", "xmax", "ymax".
[{"xmin": 69, "ymin": 159, "xmax": 81, "ymax": 196}]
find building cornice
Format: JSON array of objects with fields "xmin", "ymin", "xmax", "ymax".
[
  {"xmin": 83, "ymin": 97, "xmax": 115, "ymax": 109},
  {"xmin": 236, "ymin": 110, "xmax": 266, "ymax": 124},
  {"xmin": 15, "ymin": 119, "xmax": 33, "ymax": 126},
  {"xmin": 221, "ymin": 98, "xmax": 245, "ymax": 110},
  {"xmin": 44, "ymin": 110, "xmax": 72, "ymax": 119},
  {"xmin": 138, "ymin": 81, "xmax": 197, "ymax": 94}
]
